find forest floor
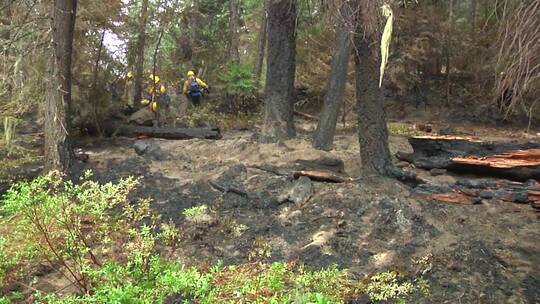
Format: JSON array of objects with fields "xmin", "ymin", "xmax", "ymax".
[{"xmin": 1, "ymin": 117, "xmax": 539, "ymax": 303}]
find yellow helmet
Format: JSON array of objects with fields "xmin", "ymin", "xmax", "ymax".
[
  {"xmin": 141, "ymin": 99, "xmax": 150, "ymax": 106},
  {"xmin": 127, "ymin": 71, "xmax": 134, "ymax": 78},
  {"xmin": 152, "ymin": 101, "xmax": 158, "ymax": 112},
  {"xmin": 187, "ymin": 71, "xmax": 195, "ymax": 77},
  {"xmin": 160, "ymin": 85, "xmax": 166, "ymax": 94}
]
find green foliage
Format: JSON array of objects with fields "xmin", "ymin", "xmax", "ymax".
[
  {"xmin": 184, "ymin": 106, "xmax": 262, "ymax": 130},
  {"xmin": 365, "ymin": 271, "xmax": 416, "ymax": 302},
  {"xmin": 219, "ymin": 64, "xmax": 258, "ymax": 96},
  {"xmin": 0, "ymin": 171, "xmax": 176, "ymax": 294},
  {"xmin": 0, "ymin": 174, "xmax": 433, "ymax": 303},
  {"xmin": 182, "ymin": 205, "xmax": 208, "ymax": 218},
  {"xmin": 387, "ymin": 123, "xmax": 423, "ymax": 137}
]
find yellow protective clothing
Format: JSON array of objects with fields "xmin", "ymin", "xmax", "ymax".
[{"xmin": 183, "ymin": 77, "xmax": 208, "ymax": 95}]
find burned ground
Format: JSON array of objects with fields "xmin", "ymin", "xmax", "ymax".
[{"xmin": 58, "ymin": 125, "xmax": 540, "ymax": 303}]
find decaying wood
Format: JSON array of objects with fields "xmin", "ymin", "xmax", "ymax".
[
  {"xmin": 250, "ymin": 164, "xmax": 353, "ymax": 183},
  {"xmin": 424, "ymin": 193, "xmax": 475, "ymax": 205},
  {"xmin": 115, "ymin": 125, "xmax": 222, "ymax": 140},
  {"xmin": 396, "ymin": 136, "xmax": 540, "ymax": 181},
  {"xmin": 452, "ymin": 149, "xmax": 540, "ymax": 168},
  {"xmin": 294, "ymin": 111, "xmax": 319, "ymax": 121},
  {"xmin": 292, "ymin": 170, "xmax": 353, "ymax": 183},
  {"xmin": 416, "ymin": 178, "xmax": 540, "ymax": 210}
]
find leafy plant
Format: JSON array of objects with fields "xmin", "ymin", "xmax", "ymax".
[
  {"xmin": 219, "ymin": 64, "xmax": 257, "ymax": 96},
  {"xmin": 182, "ymin": 205, "xmax": 208, "ymax": 218},
  {"xmin": 0, "ymin": 171, "xmax": 180, "ymax": 295},
  {"xmin": 365, "ymin": 271, "xmax": 416, "ymax": 302}
]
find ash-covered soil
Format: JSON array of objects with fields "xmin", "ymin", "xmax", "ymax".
[{"xmin": 71, "ymin": 124, "xmax": 539, "ymax": 303}]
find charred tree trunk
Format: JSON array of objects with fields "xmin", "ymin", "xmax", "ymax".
[
  {"xmin": 354, "ymin": 2, "xmax": 394, "ymax": 176},
  {"xmin": 312, "ymin": 1, "xmax": 354, "ymax": 150},
  {"xmin": 228, "ymin": 0, "xmax": 240, "ymax": 63},
  {"xmin": 45, "ymin": 0, "xmax": 77, "ymax": 172},
  {"xmin": 133, "ymin": 0, "xmax": 149, "ymax": 104},
  {"xmin": 254, "ymin": 0, "xmax": 268, "ymax": 83},
  {"xmin": 262, "ymin": 0, "xmax": 297, "ymax": 142}
]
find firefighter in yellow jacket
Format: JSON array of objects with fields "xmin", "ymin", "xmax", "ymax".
[
  {"xmin": 182, "ymin": 71, "xmax": 209, "ymax": 107},
  {"xmin": 141, "ymin": 74, "xmax": 167, "ymax": 112}
]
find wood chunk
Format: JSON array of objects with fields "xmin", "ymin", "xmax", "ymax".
[
  {"xmin": 452, "ymin": 149, "xmax": 540, "ymax": 168},
  {"xmin": 425, "ymin": 193, "xmax": 475, "ymax": 205},
  {"xmin": 293, "ymin": 110, "xmax": 319, "ymax": 121},
  {"xmin": 292, "ymin": 170, "xmax": 353, "ymax": 183}
]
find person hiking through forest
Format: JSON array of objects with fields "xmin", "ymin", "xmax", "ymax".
[
  {"xmin": 141, "ymin": 74, "xmax": 167, "ymax": 112},
  {"xmin": 122, "ymin": 71, "xmax": 135, "ymax": 109},
  {"xmin": 183, "ymin": 70, "xmax": 209, "ymax": 107},
  {"xmin": 140, "ymin": 73, "xmax": 170, "ymax": 125}
]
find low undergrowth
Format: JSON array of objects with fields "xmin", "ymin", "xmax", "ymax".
[
  {"xmin": 0, "ymin": 173, "xmax": 431, "ymax": 303},
  {"xmin": 184, "ymin": 106, "xmax": 262, "ymax": 131}
]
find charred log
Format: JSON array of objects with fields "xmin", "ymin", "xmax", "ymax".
[{"xmin": 396, "ymin": 136, "xmax": 540, "ymax": 181}]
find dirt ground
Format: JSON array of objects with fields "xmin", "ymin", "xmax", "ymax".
[{"xmin": 56, "ymin": 119, "xmax": 540, "ymax": 303}]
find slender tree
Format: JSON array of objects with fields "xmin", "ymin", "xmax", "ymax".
[
  {"xmin": 262, "ymin": 0, "xmax": 297, "ymax": 142},
  {"xmin": 254, "ymin": 0, "xmax": 268, "ymax": 83},
  {"xmin": 312, "ymin": 0, "xmax": 354, "ymax": 150},
  {"xmin": 354, "ymin": 0, "xmax": 395, "ymax": 176},
  {"xmin": 133, "ymin": 0, "xmax": 149, "ymax": 104},
  {"xmin": 228, "ymin": 0, "xmax": 240, "ymax": 63},
  {"xmin": 45, "ymin": 0, "xmax": 77, "ymax": 171}
]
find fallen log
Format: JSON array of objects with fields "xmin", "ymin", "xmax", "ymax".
[
  {"xmin": 452, "ymin": 149, "xmax": 540, "ymax": 168},
  {"xmin": 396, "ymin": 136, "xmax": 540, "ymax": 181},
  {"xmin": 415, "ymin": 178, "xmax": 540, "ymax": 210},
  {"xmin": 294, "ymin": 111, "xmax": 319, "ymax": 121},
  {"xmin": 250, "ymin": 164, "xmax": 353, "ymax": 183},
  {"xmin": 292, "ymin": 170, "xmax": 353, "ymax": 183},
  {"xmin": 115, "ymin": 125, "xmax": 222, "ymax": 140}
]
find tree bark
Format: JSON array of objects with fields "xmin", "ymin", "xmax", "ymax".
[
  {"xmin": 45, "ymin": 0, "xmax": 77, "ymax": 172},
  {"xmin": 133, "ymin": 0, "xmax": 149, "ymax": 104},
  {"xmin": 312, "ymin": 1, "xmax": 354, "ymax": 150},
  {"xmin": 254, "ymin": 0, "xmax": 268, "ymax": 83},
  {"xmin": 262, "ymin": 0, "xmax": 297, "ymax": 142},
  {"xmin": 354, "ymin": 1, "xmax": 394, "ymax": 176},
  {"xmin": 1, "ymin": 0, "xmax": 12, "ymax": 97},
  {"xmin": 445, "ymin": 0, "xmax": 454, "ymax": 105},
  {"xmin": 90, "ymin": 31, "xmax": 105, "ymax": 135},
  {"xmin": 228, "ymin": 0, "xmax": 240, "ymax": 63}
]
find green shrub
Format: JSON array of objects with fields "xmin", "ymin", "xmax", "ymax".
[
  {"xmin": 1, "ymin": 174, "xmax": 432, "ymax": 303},
  {"xmin": 182, "ymin": 205, "xmax": 208, "ymax": 218},
  {"xmin": 1, "ymin": 171, "xmax": 180, "ymax": 295},
  {"xmin": 219, "ymin": 64, "xmax": 257, "ymax": 96}
]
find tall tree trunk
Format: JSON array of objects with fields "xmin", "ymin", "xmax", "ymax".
[
  {"xmin": 90, "ymin": 31, "xmax": 105, "ymax": 135},
  {"xmin": 133, "ymin": 0, "xmax": 149, "ymax": 104},
  {"xmin": 262, "ymin": 0, "xmax": 297, "ymax": 142},
  {"xmin": 1, "ymin": 0, "xmax": 12, "ymax": 97},
  {"xmin": 45, "ymin": 0, "xmax": 77, "ymax": 172},
  {"xmin": 228, "ymin": 0, "xmax": 240, "ymax": 63},
  {"xmin": 354, "ymin": 1, "xmax": 394, "ymax": 176},
  {"xmin": 445, "ymin": 0, "xmax": 454, "ymax": 106},
  {"xmin": 312, "ymin": 1, "xmax": 354, "ymax": 150},
  {"xmin": 254, "ymin": 0, "xmax": 268, "ymax": 83}
]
